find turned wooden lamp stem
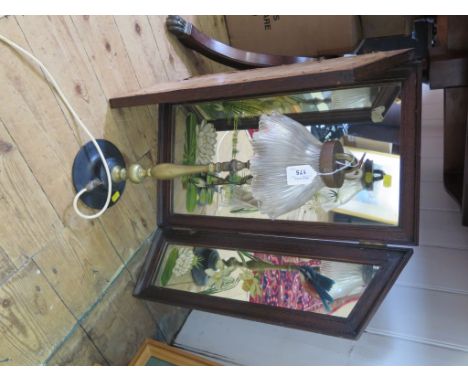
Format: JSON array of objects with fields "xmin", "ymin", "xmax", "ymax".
[{"xmin": 111, "ymin": 159, "xmax": 250, "ymax": 184}]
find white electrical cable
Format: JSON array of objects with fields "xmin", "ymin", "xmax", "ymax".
[{"xmin": 0, "ymin": 33, "xmax": 112, "ymax": 220}]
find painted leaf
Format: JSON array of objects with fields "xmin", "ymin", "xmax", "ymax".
[
  {"xmin": 199, "ymin": 188, "xmax": 207, "ymax": 205},
  {"xmin": 186, "ymin": 183, "xmax": 197, "ymax": 212},
  {"xmin": 183, "ymin": 112, "xmax": 198, "ymax": 165},
  {"xmin": 207, "ymin": 187, "xmax": 214, "ymax": 204},
  {"xmin": 160, "ymin": 248, "xmax": 179, "ymax": 286}
]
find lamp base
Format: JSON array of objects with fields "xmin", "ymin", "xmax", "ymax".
[{"xmin": 72, "ymin": 139, "xmax": 126, "ymax": 210}]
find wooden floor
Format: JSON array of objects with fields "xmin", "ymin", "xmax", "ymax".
[{"xmin": 0, "ymin": 15, "xmax": 230, "ymax": 365}]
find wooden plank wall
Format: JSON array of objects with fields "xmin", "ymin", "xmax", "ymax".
[
  {"xmin": 0, "ymin": 15, "xmax": 230, "ymax": 365},
  {"xmin": 174, "ymin": 84, "xmax": 468, "ymax": 365}
]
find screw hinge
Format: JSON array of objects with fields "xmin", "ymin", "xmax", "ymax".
[{"xmin": 359, "ymin": 240, "xmax": 387, "ymax": 248}]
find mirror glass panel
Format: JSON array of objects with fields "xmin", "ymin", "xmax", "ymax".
[
  {"xmin": 154, "ymin": 244, "xmax": 379, "ymax": 318},
  {"xmin": 172, "ymin": 83, "xmax": 402, "ymax": 226}
]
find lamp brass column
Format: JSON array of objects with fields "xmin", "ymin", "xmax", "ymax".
[{"xmin": 111, "ymin": 159, "xmax": 250, "ymax": 184}]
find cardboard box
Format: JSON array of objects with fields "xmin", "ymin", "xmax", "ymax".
[
  {"xmin": 225, "ymin": 16, "xmax": 362, "ymax": 57},
  {"xmin": 361, "ymin": 15, "xmax": 413, "ymax": 38},
  {"xmin": 361, "ymin": 16, "xmax": 413, "ymax": 38}
]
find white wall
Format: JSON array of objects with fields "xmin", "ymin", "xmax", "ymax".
[{"xmin": 174, "ymin": 85, "xmax": 468, "ymax": 365}]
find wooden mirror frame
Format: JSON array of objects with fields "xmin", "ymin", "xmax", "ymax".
[
  {"xmin": 134, "ymin": 229, "xmax": 412, "ymax": 339},
  {"xmin": 186, "ymin": 81, "xmax": 401, "ymax": 131},
  {"xmin": 156, "ymin": 65, "xmax": 421, "ymax": 245}
]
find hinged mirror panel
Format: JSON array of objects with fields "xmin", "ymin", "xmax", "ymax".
[
  {"xmin": 158, "ymin": 64, "xmax": 421, "ymax": 244},
  {"xmin": 134, "ymin": 229, "xmax": 412, "ymax": 339}
]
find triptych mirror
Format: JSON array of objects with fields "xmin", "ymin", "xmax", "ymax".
[{"xmin": 109, "ymin": 49, "xmax": 421, "ymax": 338}]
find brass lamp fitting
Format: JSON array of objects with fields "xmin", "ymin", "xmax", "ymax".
[{"xmin": 111, "ymin": 159, "xmax": 250, "ymax": 184}]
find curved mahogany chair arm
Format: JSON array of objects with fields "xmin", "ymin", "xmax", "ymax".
[{"xmin": 166, "ymin": 15, "xmax": 315, "ymax": 70}]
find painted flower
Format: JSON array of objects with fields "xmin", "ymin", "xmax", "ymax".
[
  {"xmin": 205, "ymin": 260, "xmax": 235, "ymax": 289},
  {"xmin": 195, "ymin": 120, "xmax": 217, "ymax": 165},
  {"xmin": 240, "ymin": 270, "xmax": 262, "ymax": 297},
  {"xmin": 172, "ymin": 248, "xmax": 200, "ymax": 277}
]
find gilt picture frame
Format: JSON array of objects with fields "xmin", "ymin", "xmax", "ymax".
[{"xmin": 129, "ymin": 339, "xmax": 218, "ymax": 366}]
